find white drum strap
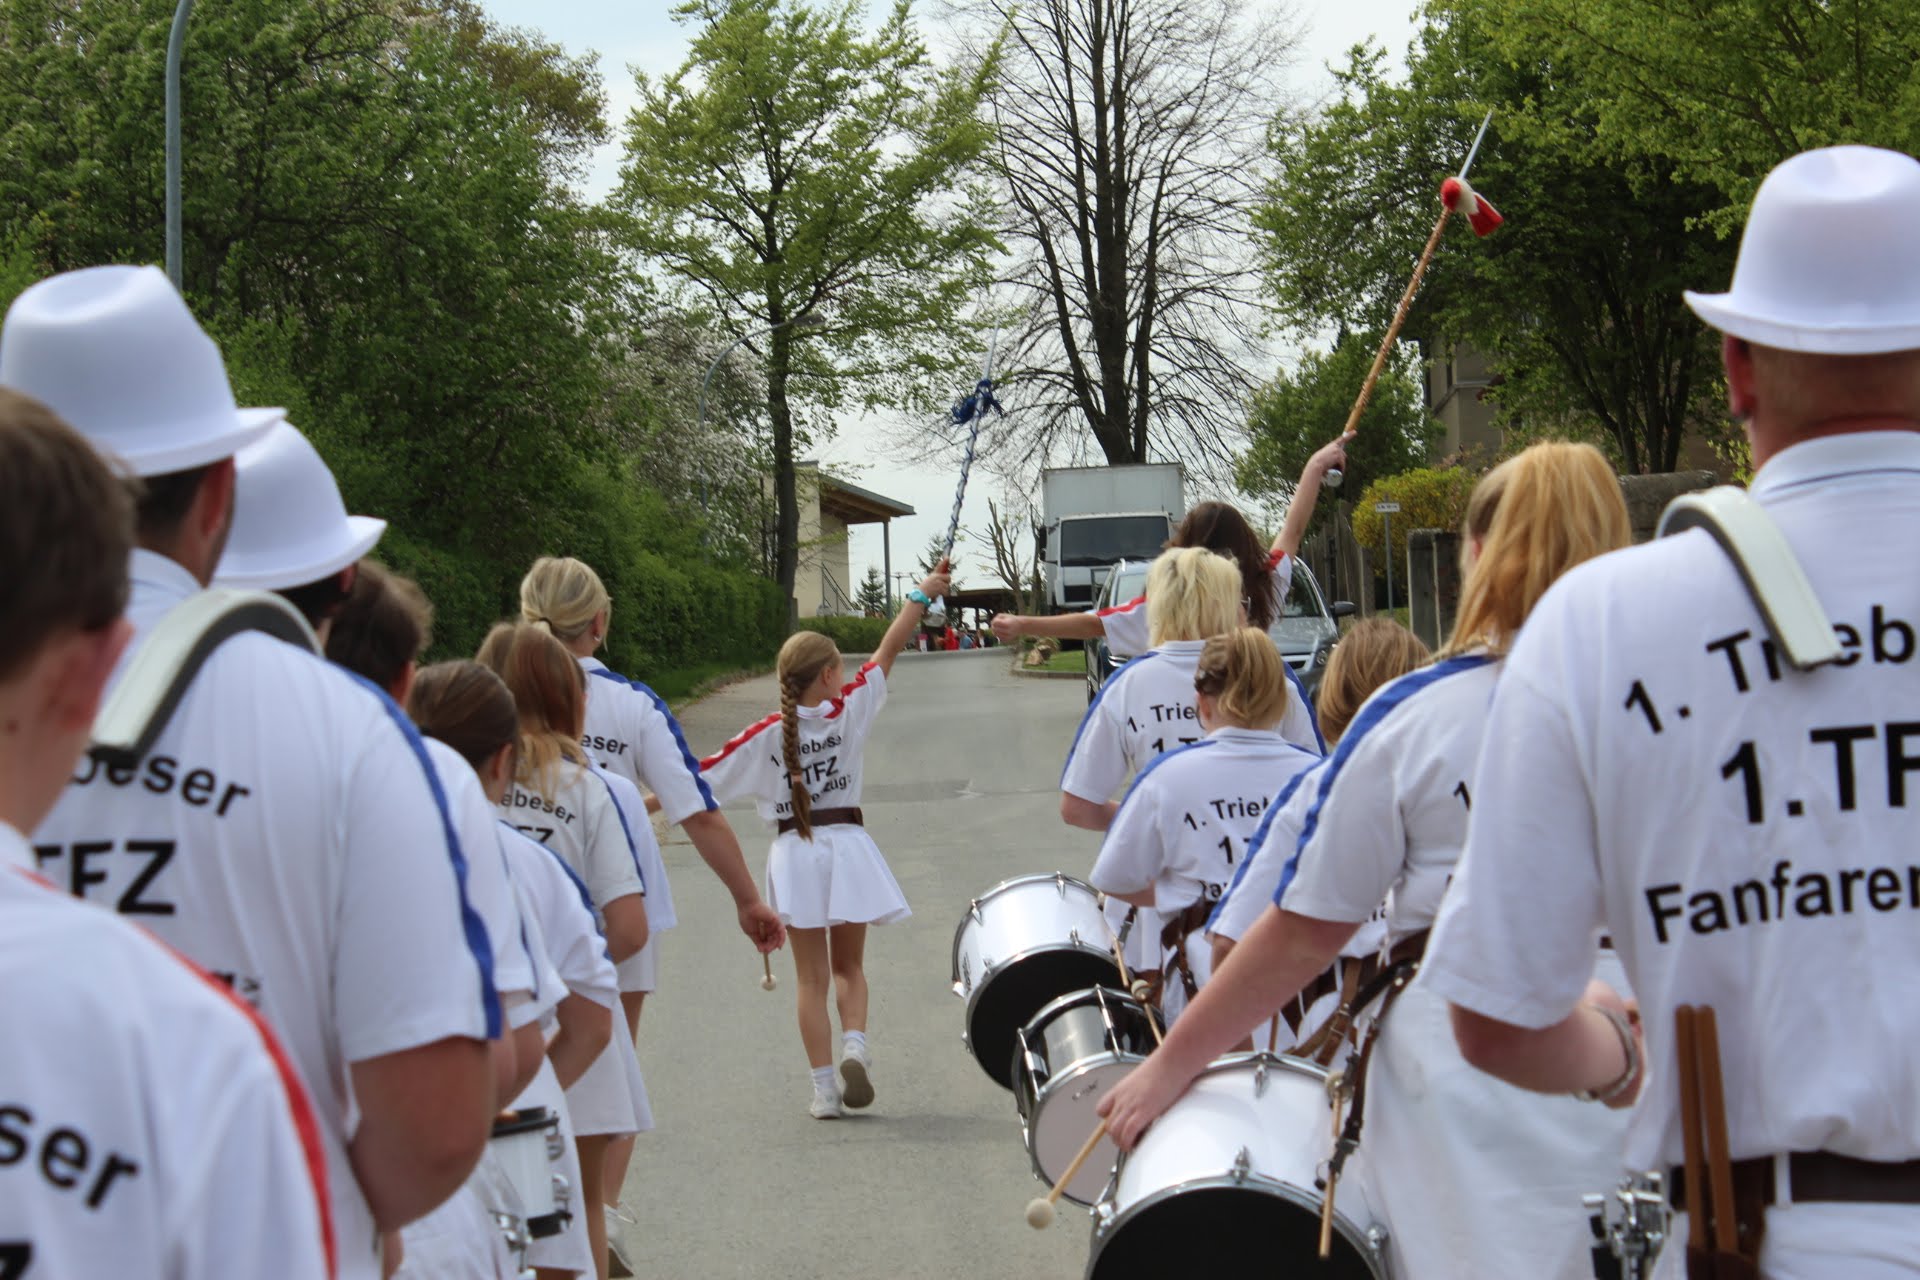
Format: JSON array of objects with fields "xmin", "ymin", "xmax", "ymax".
[
  {"xmin": 1656, "ymin": 487, "xmax": 1842, "ymax": 671},
  {"xmin": 91, "ymin": 588, "xmax": 320, "ymax": 768}
]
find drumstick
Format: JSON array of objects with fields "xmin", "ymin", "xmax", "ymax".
[
  {"xmin": 760, "ymin": 953, "xmax": 777, "ymax": 991},
  {"xmin": 1025, "ymin": 1117, "xmax": 1112, "ymax": 1229},
  {"xmin": 1110, "ymin": 935, "xmax": 1164, "ymax": 1046},
  {"xmin": 1675, "ymin": 1006, "xmax": 1707, "ymax": 1253},
  {"xmin": 1318, "ymin": 1071, "xmax": 1347, "ymax": 1258},
  {"xmin": 1697, "ymin": 1006, "xmax": 1739, "ymax": 1256}
]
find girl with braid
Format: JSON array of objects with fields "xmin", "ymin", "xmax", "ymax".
[{"xmin": 701, "ymin": 559, "xmax": 951, "ymax": 1119}]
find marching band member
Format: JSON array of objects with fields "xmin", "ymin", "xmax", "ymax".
[
  {"xmin": 12, "ymin": 266, "xmax": 498, "ymax": 1280},
  {"xmin": 1428, "ymin": 146, "xmax": 1920, "ymax": 1279},
  {"xmin": 991, "ymin": 436, "xmax": 1353, "ymax": 752},
  {"xmin": 216, "ymin": 424, "xmax": 545, "ymax": 1105},
  {"xmin": 479, "ymin": 621, "xmax": 648, "ymax": 1280},
  {"xmin": 1060, "ymin": 547, "xmax": 1242, "ymax": 980},
  {"xmin": 699, "ymin": 561, "xmax": 951, "ymax": 1120},
  {"xmin": 1087, "ymin": 626, "xmax": 1319, "ymax": 1022},
  {"xmin": 1207, "ymin": 618, "xmax": 1431, "ymax": 1018},
  {"xmin": 0, "ymin": 391, "xmax": 333, "ymax": 1279},
  {"xmin": 412, "ymin": 660, "xmax": 623, "ymax": 1280},
  {"xmin": 1100, "ymin": 442, "xmax": 1634, "ymax": 1280}
]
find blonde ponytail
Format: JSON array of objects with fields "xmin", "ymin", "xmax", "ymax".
[
  {"xmin": 1194, "ymin": 627, "xmax": 1290, "ymax": 730},
  {"xmin": 519, "ymin": 556, "xmax": 610, "ymax": 645},
  {"xmin": 774, "ymin": 629, "xmax": 840, "ymax": 842}
]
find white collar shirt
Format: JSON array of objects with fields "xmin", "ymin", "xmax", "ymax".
[
  {"xmin": 1091, "ymin": 726, "xmax": 1321, "ymax": 914},
  {"xmin": 499, "ymin": 759, "xmax": 643, "ymax": 920},
  {"xmin": 424, "ymin": 739, "xmax": 538, "ymax": 1023},
  {"xmin": 1276, "ymin": 655, "xmax": 1497, "ymax": 946},
  {"xmin": 496, "ymin": 822, "xmax": 619, "ymax": 1015},
  {"xmin": 699, "ymin": 661, "xmax": 888, "ymax": 823},
  {"xmin": 579, "ymin": 657, "xmax": 718, "ymax": 827},
  {"xmin": 0, "ymin": 824, "xmax": 332, "ymax": 1279},
  {"xmin": 34, "ymin": 551, "xmax": 499, "ymax": 1279},
  {"xmin": 1425, "ymin": 430, "xmax": 1920, "ymax": 1171},
  {"xmin": 594, "ymin": 763, "xmax": 674, "ymax": 930}
]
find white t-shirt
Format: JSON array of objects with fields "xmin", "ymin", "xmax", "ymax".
[
  {"xmin": 0, "ymin": 827, "xmax": 332, "ymax": 1280},
  {"xmin": 1091, "ymin": 727, "xmax": 1321, "ymax": 914},
  {"xmin": 1207, "ymin": 758, "xmax": 1323, "ymax": 942},
  {"xmin": 423, "ymin": 739, "xmax": 538, "ymax": 1018},
  {"xmin": 499, "ymin": 758, "xmax": 643, "ymax": 920},
  {"xmin": 1061, "ymin": 642, "xmax": 1211, "ymax": 803},
  {"xmin": 700, "ymin": 661, "xmax": 887, "ymax": 822},
  {"xmin": 581, "ymin": 657, "xmax": 717, "ymax": 827},
  {"xmin": 1098, "ymin": 549, "xmax": 1296, "ymax": 658},
  {"xmin": 596, "ymin": 764, "xmax": 674, "ymax": 931},
  {"xmin": 495, "ymin": 823, "xmax": 618, "ymax": 1016},
  {"xmin": 33, "ymin": 551, "xmax": 498, "ymax": 1279},
  {"xmin": 1425, "ymin": 431, "xmax": 1920, "ymax": 1173},
  {"xmin": 1277, "ymin": 655, "xmax": 1496, "ymax": 945}
]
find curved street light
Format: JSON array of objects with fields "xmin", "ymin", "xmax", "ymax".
[
  {"xmin": 695, "ymin": 311, "xmax": 827, "ymax": 435},
  {"xmin": 165, "ymin": 0, "xmax": 197, "ymax": 287}
]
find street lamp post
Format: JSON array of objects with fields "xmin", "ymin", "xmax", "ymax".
[{"xmin": 165, "ymin": 0, "xmax": 197, "ymax": 288}]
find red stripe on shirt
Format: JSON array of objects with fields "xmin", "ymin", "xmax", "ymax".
[
  {"xmin": 1096, "ymin": 595, "xmax": 1146, "ymax": 620},
  {"xmin": 1268, "ymin": 548, "xmax": 1288, "ymax": 570},
  {"xmin": 700, "ymin": 711, "xmax": 782, "ymax": 770},
  {"xmin": 821, "ymin": 660, "xmax": 880, "ymax": 720}
]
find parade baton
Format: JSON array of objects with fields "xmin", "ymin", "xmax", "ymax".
[
  {"xmin": 934, "ymin": 334, "xmax": 1004, "ymax": 614},
  {"xmin": 1326, "ymin": 110, "xmax": 1500, "ymax": 491},
  {"xmin": 1025, "ymin": 1117, "xmax": 1112, "ymax": 1230}
]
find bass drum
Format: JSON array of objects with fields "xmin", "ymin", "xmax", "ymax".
[
  {"xmin": 1013, "ymin": 986, "xmax": 1163, "ymax": 1207},
  {"xmin": 951, "ymin": 873, "xmax": 1121, "ymax": 1090},
  {"xmin": 1087, "ymin": 1054, "xmax": 1389, "ymax": 1280}
]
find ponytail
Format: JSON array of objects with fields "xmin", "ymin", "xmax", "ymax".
[{"xmin": 774, "ymin": 629, "xmax": 840, "ymax": 842}]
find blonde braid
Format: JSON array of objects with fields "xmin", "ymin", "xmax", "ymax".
[{"xmin": 780, "ymin": 675, "xmax": 814, "ymax": 840}]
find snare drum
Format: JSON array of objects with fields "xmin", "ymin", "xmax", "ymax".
[
  {"xmin": 490, "ymin": 1107, "xmax": 570, "ymax": 1239},
  {"xmin": 1013, "ymin": 986, "xmax": 1162, "ymax": 1206},
  {"xmin": 951, "ymin": 873, "xmax": 1122, "ymax": 1089},
  {"xmin": 1087, "ymin": 1054, "xmax": 1389, "ymax": 1280}
]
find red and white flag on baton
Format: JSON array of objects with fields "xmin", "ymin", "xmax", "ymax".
[{"xmin": 1440, "ymin": 175, "xmax": 1503, "ymax": 237}]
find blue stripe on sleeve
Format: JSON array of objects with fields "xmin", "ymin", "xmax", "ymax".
[
  {"xmin": 1273, "ymin": 654, "xmax": 1493, "ymax": 909},
  {"xmin": 1284, "ymin": 660, "xmax": 1326, "ymax": 753},
  {"xmin": 589, "ymin": 667, "xmax": 719, "ymax": 812},
  {"xmin": 357, "ymin": 674, "xmax": 502, "ymax": 1039},
  {"xmin": 590, "ymin": 768, "xmax": 646, "ymax": 893},
  {"xmin": 1060, "ymin": 650, "xmax": 1157, "ymax": 787}
]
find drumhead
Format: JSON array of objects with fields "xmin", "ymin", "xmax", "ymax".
[
  {"xmin": 1087, "ymin": 1180, "xmax": 1383, "ymax": 1279},
  {"xmin": 965, "ymin": 945, "xmax": 1122, "ymax": 1090}
]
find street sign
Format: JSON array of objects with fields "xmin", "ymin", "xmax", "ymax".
[{"xmin": 1373, "ymin": 501, "xmax": 1401, "ymax": 514}]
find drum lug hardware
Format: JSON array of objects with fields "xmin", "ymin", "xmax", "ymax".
[
  {"xmin": 969, "ymin": 897, "xmax": 983, "ymax": 923},
  {"xmin": 1055, "ymin": 872, "xmax": 1069, "ymax": 899},
  {"xmin": 1252, "ymin": 1057, "xmax": 1269, "ymax": 1097},
  {"xmin": 1367, "ymin": 1225, "xmax": 1390, "ymax": 1253},
  {"xmin": 1229, "ymin": 1146, "xmax": 1253, "ymax": 1184},
  {"xmin": 1069, "ymin": 927, "xmax": 1082, "ymax": 947}
]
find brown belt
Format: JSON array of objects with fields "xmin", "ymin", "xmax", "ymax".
[
  {"xmin": 777, "ymin": 806, "xmax": 863, "ymax": 836},
  {"xmin": 1669, "ymin": 1152, "xmax": 1920, "ymax": 1211}
]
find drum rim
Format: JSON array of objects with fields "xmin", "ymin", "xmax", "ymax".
[
  {"xmin": 1085, "ymin": 1170, "xmax": 1387, "ymax": 1280},
  {"xmin": 961, "ymin": 942, "xmax": 1124, "ymax": 1088},
  {"xmin": 1021, "ymin": 1055, "xmax": 1144, "ymax": 1206},
  {"xmin": 1013, "ymin": 984, "xmax": 1152, "ymax": 1119},
  {"xmin": 949, "ymin": 871, "xmax": 1107, "ymax": 986}
]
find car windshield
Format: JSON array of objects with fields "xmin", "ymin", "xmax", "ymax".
[
  {"xmin": 1060, "ymin": 516, "xmax": 1170, "ymax": 567},
  {"xmin": 1099, "ymin": 563, "xmax": 1150, "ymax": 610},
  {"xmin": 1271, "ymin": 565, "xmax": 1337, "ymax": 652}
]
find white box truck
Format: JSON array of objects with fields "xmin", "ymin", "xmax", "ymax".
[{"xmin": 1038, "ymin": 463, "xmax": 1186, "ymax": 612}]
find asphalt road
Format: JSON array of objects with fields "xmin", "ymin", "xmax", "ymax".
[{"xmin": 612, "ymin": 649, "xmax": 1103, "ymax": 1280}]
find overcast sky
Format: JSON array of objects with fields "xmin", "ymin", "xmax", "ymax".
[{"xmin": 479, "ymin": 0, "xmax": 1421, "ymax": 590}]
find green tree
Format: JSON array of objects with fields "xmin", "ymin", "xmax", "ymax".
[
  {"xmin": 1351, "ymin": 467, "xmax": 1479, "ymax": 576},
  {"xmin": 1257, "ymin": 8, "xmax": 1731, "ymax": 473},
  {"xmin": 1470, "ymin": 0, "xmax": 1920, "ymax": 225},
  {"xmin": 855, "ymin": 566, "xmax": 889, "ymax": 615},
  {"xmin": 615, "ymin": 0, "xmax": 998, "ymax": 609},
  {"xmin": 1238, "ymin": 336, "xmax": 1438, "ymax": 538}
]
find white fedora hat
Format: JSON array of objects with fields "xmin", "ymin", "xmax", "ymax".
[
  {"xmin": 1686, "ymin": 146, "xmax": 1920, "ymax": 355},
  {"xmin": 215, "ymin": 421, "xmax": 386, "ymax": 590},
  {"xmin": 0, "ymin": 264, "xmax": 281, "ymax": 476}
]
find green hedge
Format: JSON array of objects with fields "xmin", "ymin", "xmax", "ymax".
[
  {"xmin": 794, "ymin": 615, "xmax": 892, "ymax": 654},
  {"xmin": 1350, "ymin": 467, "xmax": 1480, "ymax": 575}
]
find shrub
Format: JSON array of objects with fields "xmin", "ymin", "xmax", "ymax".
[
  {"xmin": 1350, "ymin": 467, "xmax": 1479, "ymax": 576},
  {"xmin": 793, "ymin": 615, "xmax": 892, "ymax": 654}
]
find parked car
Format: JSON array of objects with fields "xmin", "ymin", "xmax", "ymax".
[{"xmin": 1085, "ymin": 558, "xmax": 1355, "ymax": 705}]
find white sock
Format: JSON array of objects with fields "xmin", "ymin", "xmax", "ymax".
[
  {"xmin": 843, "ymin": 1030, "xmax": 867, "ymax": 1053},
  {"xmin": 811, "ymin": 1065, "xmax": 836, "ymax": 1091}
]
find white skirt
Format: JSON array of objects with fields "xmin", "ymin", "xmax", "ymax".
[
  {"xmin": 765, "ymin": 824, "xmax": 909, "ymax": 929},
  {"xmin": 1350, "ymin": 960, "xmax": 1633, "ymax": 1280},
  {"xmin": 616, "ymin": 939, "xmax": 657, "ymax": 993},
  {"xmin": 565, "ymin": 1007, "xmax": 653, "ymax": 1137},
  {"xmin": 395, "ymin": 1184, "xmax": 513, "ymax": 1279}
]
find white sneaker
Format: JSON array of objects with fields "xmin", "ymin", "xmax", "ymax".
[
  {"xmin": 810, "ymin": 1081, "xmax": 843, "ymax": 1119},
  {"xmin": 839, "ymin": 1039, "xmax": 874, "ymax": 1109}
]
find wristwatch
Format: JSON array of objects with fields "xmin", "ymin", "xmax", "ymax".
[{"xmin": 907, "ymin": 589, "xmax": 933, "ymax": 607}]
